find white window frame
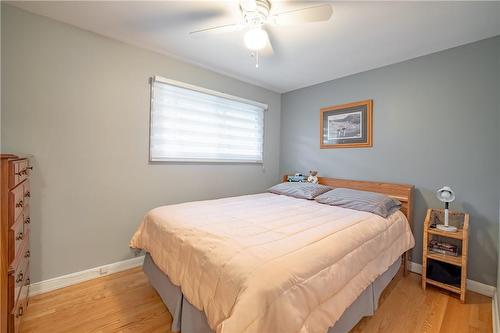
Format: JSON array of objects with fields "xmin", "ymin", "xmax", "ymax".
[{"xmin": 149, "ymin": 76, "xmax": 268, "ymax": 163}]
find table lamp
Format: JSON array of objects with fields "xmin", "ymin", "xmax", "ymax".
[{"xmin": 436, "ymin": 186, "xmax": 457, "ymax": 232}]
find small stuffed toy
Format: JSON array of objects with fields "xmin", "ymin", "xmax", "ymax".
[{"xmin": 307, "ymin": 170, "xmax": 319, "ymax": 184}]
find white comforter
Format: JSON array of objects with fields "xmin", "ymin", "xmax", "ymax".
[{"xmin": 130, "ymin": 193, "xmax": 415, "ymax": 333}]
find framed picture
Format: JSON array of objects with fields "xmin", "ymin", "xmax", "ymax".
[{"xmin": 320, "ymin": 99, "xmax": 373, "ymax": 148}]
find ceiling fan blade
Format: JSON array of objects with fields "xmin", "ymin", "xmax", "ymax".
[
  {"xmin": 270, "ymin": 4, "xmax": 333, "ymax": 26},
  {"xmin": 260, "ymin": 37, "xmax": 274, "ymax": 57},
  {"xmin": 189, "ymin": 23, "xmax": 243, "ymax": 38}
]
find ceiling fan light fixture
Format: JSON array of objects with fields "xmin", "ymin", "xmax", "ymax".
[{"xmin": 244, "ymin": 27, "xmax": 268, "ymax": 51}]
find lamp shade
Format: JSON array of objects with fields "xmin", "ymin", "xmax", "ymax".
[{"xmin": 436, "ymin": 186, "xmax": 455, "ymax": 203}]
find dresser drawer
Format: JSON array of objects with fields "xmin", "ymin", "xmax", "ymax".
[
  {"xmin": 23, "ymin": 180, "xmax": 31, "ymax": 207},
  {"xmin": 12, "ymin": 282, "xmax": 29, "ymax": 333},
  {"xmin": 9, "ymin": 228, "xmax": 30, "ymax": 274},
  {"xmin": 14, "ymin": 259, "xmax": 29, "ymax": 306},
  {"xmin": 11, "ymin": 214, "xmax": 25, "ymax": 259},
  {"xmin": 10, "ymin": 184, "xmax": 25, "ymax": 222},
  {"xmin": 9, "ymin": 159, "xmax": 30, "ymax": 189}
]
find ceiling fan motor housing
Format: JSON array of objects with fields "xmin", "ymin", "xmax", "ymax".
[{"xmin": 241, "ymin": 0, "xmax": 271, "ymax": 27}]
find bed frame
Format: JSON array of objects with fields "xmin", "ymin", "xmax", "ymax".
[{"xmin": 283, "ymin": 175, "xmax": 415, "ymax": 273}]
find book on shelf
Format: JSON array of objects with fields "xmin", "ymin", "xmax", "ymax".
[
  {"xmin": 429, "ymin": 239, "xmax": 458, "ymax": 256},
  {"xmin": 429, "ymin": 246, "xmax": 458, "ymax": 257}
]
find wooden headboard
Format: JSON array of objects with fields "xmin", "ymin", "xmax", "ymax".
[{"xmin": 282, "ymin": 175, "xmax": 414, "ymax": 229}]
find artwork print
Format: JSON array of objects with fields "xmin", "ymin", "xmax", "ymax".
[{"xmin": 327, "ymin": 111, "xmax": 362, "ymax": 140}]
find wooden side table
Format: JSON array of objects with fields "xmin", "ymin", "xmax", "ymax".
[{"xmin": 421, "ymin": 208, "xmax": 469, "ymax": 303}]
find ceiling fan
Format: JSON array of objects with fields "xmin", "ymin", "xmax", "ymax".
[{"xmin": 189, "ymin": 0, "xmax": 333, "ymax": 68}]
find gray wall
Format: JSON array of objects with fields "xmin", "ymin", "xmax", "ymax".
[
  {"xmin": 281, "ymin": 36, "xmax": 500, "ymax": 286},
  {"xmin": 1, "ymin": 5, "xmax": 281, "ymax": 283}
]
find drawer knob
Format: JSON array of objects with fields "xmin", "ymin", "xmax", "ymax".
[
  {"xmin": 16, "ymin": 306, "xmax": 24, "ymax": 318},
  {"xmin": 15, "ymin": 170, "xmax": 24, "ymax": 176},
  {"xmin": 24, "ymin": 217, "xmax": 30, "ymax": 224},
  {"xmin": 16, "ymin": 200, "xmax": 23, "ymax": 208},
  {"xmin": 16, "ymin": 272, "xmax": 24, "ymax": 283},
  {"xmin": 25, "ymin": 191, "xmax": 31, "ymax": 198},
  {"xmin": 16, "ymin": 232, "xmax": 23, "ymax": 241},
  {"xmin": 26, "ymin": 166, "xmax": 33, "ymax": 171},
  {"xmin": 25, "ymin": 250, "xmax": 30, "ymax": 258}
]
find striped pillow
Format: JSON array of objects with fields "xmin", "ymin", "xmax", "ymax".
[
  {"xmin": 314, "ymin": 188, "xmax": 401, "ymax": 218},
  {"xmin": 268, "ymin": 182, "xmax": 332, "ymax": 200}
]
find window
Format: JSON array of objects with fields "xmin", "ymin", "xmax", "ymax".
[{"xmin": 149, "ymin": 76, "xmax": 267, "ymax": 163}]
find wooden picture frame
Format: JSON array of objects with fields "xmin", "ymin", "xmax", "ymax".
[{"xmin": 320, "ymin": 100, "xmax": 373, "ymax": 148}]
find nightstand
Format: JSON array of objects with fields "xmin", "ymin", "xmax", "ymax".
[{"xmin": 421, "ymin": 208, "xmax": 469, "ymax": 303}]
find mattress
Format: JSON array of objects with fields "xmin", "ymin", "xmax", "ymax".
[{"xmin": 130, "ymin": 193, "xmax": 414, "ymax": 333}]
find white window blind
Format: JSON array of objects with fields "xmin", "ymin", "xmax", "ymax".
[{"xmin": 150, "ymin": 76, "xmax": 267, "ymax": 163}]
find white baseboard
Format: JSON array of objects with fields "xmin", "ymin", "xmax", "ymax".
[
  {"xmin": 493, "ymin": 293, "xmax": 499, "ymax": 333},
  {"xmin": 408, "ymin": 261, "xmax": 423, "ymax": 274},
  {"xmin": 408, "ymin": 261, "xmax": 496, "ymax": 297},
  {"xmin": 29, "ymin": 255, "xmax": 145, "ymax": 296}
]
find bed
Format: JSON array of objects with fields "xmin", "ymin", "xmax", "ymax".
[{"xmin": 130, "ymin": 177, "xmax": 415, "ymax": 333}]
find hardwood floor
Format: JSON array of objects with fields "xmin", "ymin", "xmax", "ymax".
[
  {"xmin": 21, "ymin": 267, "xmax": 492, "ymax": 333},
  {"xmin": 21, "ymin": 268, "xmax": 172, "ymax": 333},
  {"xmin": 351, "ymin": 272, "xmax": 492, "ymax": 333}
]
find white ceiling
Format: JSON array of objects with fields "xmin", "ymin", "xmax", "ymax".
[{"xmin": 10, "ymin": 1, "xmax": 500, "ymax": 93}]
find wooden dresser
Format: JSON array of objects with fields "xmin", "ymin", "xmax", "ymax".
[{"xmin": 1, "ymin": 154, "xmax": 32, "ymax": 333}]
